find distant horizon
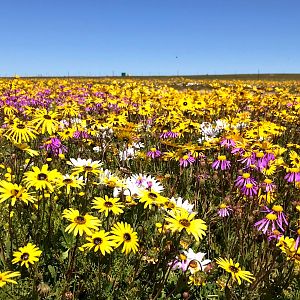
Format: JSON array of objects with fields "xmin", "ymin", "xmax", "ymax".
[{"xmin": 2, "ymin": 72, "xmax": 300, "ymax": 79}]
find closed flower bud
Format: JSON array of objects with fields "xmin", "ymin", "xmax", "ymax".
[{"xmin": 37, "ymin": 282, "xmax": 51, "ymax": 297}]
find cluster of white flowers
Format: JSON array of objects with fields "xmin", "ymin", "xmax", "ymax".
[
  {"xmin": 119, "ymin": 142, "xmax": 144, "ymax": 161},
  {"xmin": 198, "ymin": 119, "xmax": 228, "ymax": 144}
]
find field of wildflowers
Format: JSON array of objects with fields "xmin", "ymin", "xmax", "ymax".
[{"xmin": 0, "ymin": 76, "xmax": 299, "ymax": 299}]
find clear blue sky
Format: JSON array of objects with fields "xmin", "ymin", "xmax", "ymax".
[{"xmin": 1, "ymin": 0, "xmax": 299, "ymax": 76}]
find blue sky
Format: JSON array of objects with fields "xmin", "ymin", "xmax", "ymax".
[{"xmin": 0, "ymin": 0, "xmax": 299, "ymax": 76}]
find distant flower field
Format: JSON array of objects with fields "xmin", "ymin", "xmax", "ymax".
[{"xmin": 0, "ymin": 77, "xmax": 299, "ymax": 299}]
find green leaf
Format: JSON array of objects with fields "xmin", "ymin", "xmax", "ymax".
[{"xmin": 48, "ymin": 265, "xmax": 57, "ymax": 280}]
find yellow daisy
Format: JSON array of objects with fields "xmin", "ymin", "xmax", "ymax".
[
  {"xmin": 63, "ymin": 208, "xmax": 101, "ymax": 236},
  {"xmin": 110, "ymin": 222, "xmax": 139, "ymax": 255},
  {"xmin": 92, "ymin": 195, "xmax": 124, "ymax": 217},
  {"xmin": 80, "ymin": 230, "xmax": 116, "ymax": 255},
  {"xmin": 0, "ymin": 270, "xmax": 21, "ymax": 287},
  {"xmin": 12, "ymin": 243, "xmax": 42, "ymax": 268},
  {"xmin": 165, "ymin": 209, "xmax": 207, "ymax": 241},
  {"xmin": 216, "ymin": 257, "xmax": 255, "ymax": 285}
]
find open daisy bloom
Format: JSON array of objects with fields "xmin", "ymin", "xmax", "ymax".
[
  {"xmin": 92, "ymin": 195, "xmax": 124, "ymax": 217},
  {"xmin": 23, "ymin": 164, "xmax": 62, "ymax": 192},
  {"xmin": 57, "ymin": 174, "xmax": 85, "ymax": 195},
  {"xmin": 110, "ymin": 222, "xmax": 139, "ymax": 255},
  {"xmin": 0, "ymin": 180, "xmax": 36, "ymax": 205},
  {"xmin": 63, "ymin": 208, "xmax": 101, "ymax": 236},
  {"xmin": 216, "ymin": 257, "xmax": 255, "ymax": 285},
  {"xmin": 5, "ymin": 119, "xmax": 38, "ymax": 144},
  {"xmin": 0, "ymin": 271, "xmax": 21, "ymax": 287},
  {"xmin": 12, "ymin": 243, "xmax": 42, "ymax": 268},
  {"xmin": 138, "ymin": 189, "xmax": 168, "ymax": 209},
  {"xmin": 80, "ymin": 230, "xmax": 116, "ymax": 255},
  {"xmin": 68, "ymin": 158, "xmax": 103, "ymax": 177},
  {"xmin": 165, "ymin": 209, "xmax": 207, "ymax": 241},
  {"xmin": 31, "ymin": 109, "xmax": 60, "ymax": 135}
]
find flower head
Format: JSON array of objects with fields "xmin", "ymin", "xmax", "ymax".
[
  {"xmin": 0, "ymin": 271, "xmax": 21, "ymax": 287},
  {"xmin": 63, "ymin": 208, "xmax": 101, "ymax": 236},
  {"xmin": 12, "ymin": 243, "xmax": 42, "ymax": 268},
  {"xmin": 92, "ymin": 195, "xmax": 124, "ymax": 217},
  {"xmin": 110, "ymin": 222, "xmax": 139, "ymax": 255},
  {"xmin": 216, "ymin": 257, "xmax": 255, "ymax": 285},
  {"xmin": 80, "ymin": 230, "xmax": 116, "ymax": 255},
  {"xmin": 165, "ymin": 210, "xmax": 207, "ymax": 241}
]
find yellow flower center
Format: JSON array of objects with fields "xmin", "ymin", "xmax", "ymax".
[
  {"xmin": 219, "ymin": 203, "xmax": 227, "ymax": 209},
  {"xmin": 218, "ymin": 155, "xmax": 226, "ymax": 161},
  {"xmin": 272, "ymin": 230, "xmax": 281, "ymax": 236},
  {"xmin": 297, "ymin": 228, "xmax": 300, "ymax": 235},
  {"xmin": 245, "ymin": 183, "xmax": 253, "ymax": 188},
  {"xmin": 242, "ymin": 173, "xmax": 250, "ymax": 179},
  {"xmin": 256, "ymin": 152, "xmax": 264, "ymax": 158},
  {"xmin": 182, "ymin": 155, "xmax": 189, "ymax": 160},
  {"xmin": 272, "ymin": 205, "xmax": 283, "ymax": 212},
  {"xmin": 150, "ymin": 148, "xmax": 157, "ymax": 152},
  {"xmin": 264, "ymin": 179, "xmax": 272, "ymax": 184},
  {"xmin": 179, "ymin": 253, "xmax": 187, "ymax": 261},
  {"xmin": 266, "ymin": 213, "xmax": 277, "ymax": 220},
  {"xmin": 179, "ymin": 219, "xmax": 191, "ymax": 227}
]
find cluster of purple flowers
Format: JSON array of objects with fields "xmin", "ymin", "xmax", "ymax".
[{"xmin": 41, "ymin": 137, "xmax": 67, "ymax": 156}]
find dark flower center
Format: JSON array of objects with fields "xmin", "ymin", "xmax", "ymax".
[
  {"xmin": 165, "ymin": 201, "xmax": 175, "ymax": 209},
  {"xmin": 148, "ymin": 192, "xmax": 158, "ymax": 199},
  {"xmin": 84, "ymin": 166, "xmax": 93, "ymax": 171},
  {"xmin": 11, "ymin": 189, "xmax": 19, "ymax": 197},
  {"xmin": 63, "ymin": 179, "xmax": 73, "ymax": 184},
  {"xmin": 43, "ymin": 114, "xmax": 52, "ymax": 120},
  {"xmin": 38, "ymin": 173, "xmax": 47, "ymax": 180},
  {"xmin": 104, "ymin": 201, "xmax": 113, "ymax": 208},
  {"xmin": 183, "ymin": 102, "xmax": 188, "ymax": 106},
  {"xmin": 123, "ymin": 233, "xmax": 131, "ymax": 241},
  {"xmin": 179, "ymin": 219, "xmax": 191, "ymax": 227},
  {"xmin": 93, "ymin": 238, "xmax": 102, "ymax": 245},
  {"xmin": 21, "ymin": 253, "xmax": 29, "ymax": 261},
  {"xmin": 75, "ymin": 216, "xmax": 86, "ymax": 224},
  {"xmin": 16, "ymin": 124, "xmax": 25, "ymax": 129},
  {"xmin": 189, "ymin": 260, "xmax": 198, "ymax": 268},
  {"xmin": 229, "ymin": 266, "xmax": 239, "ymax": 273}
]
